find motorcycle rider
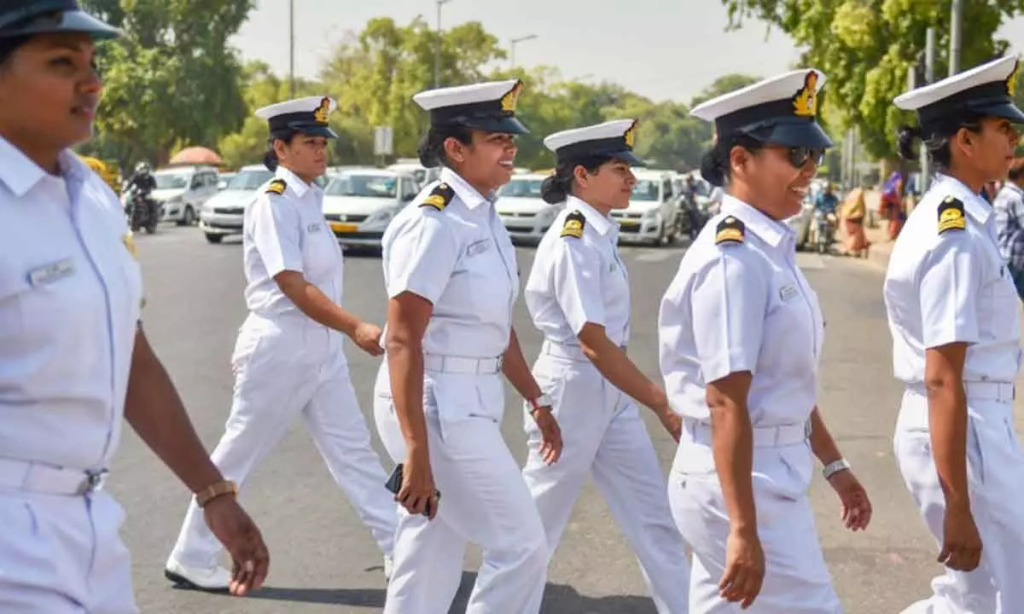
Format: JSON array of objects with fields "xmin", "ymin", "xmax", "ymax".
[
  {"xmin": 812, "ymin": 182, "xmax": 839, "ymax": 250},
  {"xmin": 125, "ymin": 161, "xmax": 159, "ymax": 231}
]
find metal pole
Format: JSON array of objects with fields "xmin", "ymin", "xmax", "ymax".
[
  {"xmin": 511, "ymin": 42, "xmax": 516, "ymax": 70},
  {"xmin": 434, "ymin": 0, "xmax": 449, "ymax": 88},
  {"xmin": 289, "ymin": 0, "xmax": 295, "ymax": 98},
  {"xmin": 921, "ymin": 28, "xmax": 935, "ymax": 192},
  {"xmin": 509, "ymin": 34, "xmax": 537, "ymax": 71},
  {"xmin": 950, "ymin": 0, "xmax": 962, "ymax": 76}
]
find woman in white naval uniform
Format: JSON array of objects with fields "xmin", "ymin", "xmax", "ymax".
[
  {"xmin": 885, "ymin": 55, "xmax": 1024, "ymax": 613},
  {"xmin": 523, "ymin": 119, "xmax": 692, "ymax": 613},
  {"xmin": 373, "ymin": 79, "xmax": 564, "ymax": 614},
  {"xmin": 0, "ymin": 1, "xmax": 270, "ymax": 610},
  {"xmin": 166, "ymin": 95, "xmax": 398, "ymax": 590},
  {"xmin": 658, "ymin": 70, "xmax": 873, "ymax": 613}
]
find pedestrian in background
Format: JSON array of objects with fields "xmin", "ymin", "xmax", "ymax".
[
  {"xmin": 887, "ymin": 55, "xmax": 1024, "ymax": 613},
  {"xmin": 0, "ymin": 2, "xmax": 268, "ymax": 610},
  {"xmin": 993, "ymin": 157, "xmax": 1024, "ymax": 301},
  {"xmin": 166, "ymin": 95, "xmax": 397, "ymax": 591},
  {"xmin": 373, "ymin": 79, "xmax": 563, "ymax": 614},
  {"xmin": 659, "ymin": 69, "xmax": 872, "ymax": 612},
  {"xmin": 522, "ymin": 118, "xmax": 692, "ymax": 614}
]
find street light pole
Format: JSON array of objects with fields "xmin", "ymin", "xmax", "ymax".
[
  {"xmin": 509, "ymin": 34, "xmax": 537, "ymax": 70},
  {"xmin": 434, "ymin": 0, "xmax": 451, "ymax": 88},
  {"xmin": 289, "ymin": 0, "xmax": 295, "ymax": 98},
  {"xmin": 950, "ymin": 0, "xmax": 963, "ymax": 76}
]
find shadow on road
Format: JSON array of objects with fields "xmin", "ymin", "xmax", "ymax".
[
  {"xmin": 448, "ymin": 572, "xmax": 657, "ymax": 614},
  {"xmin": 219, "ymin": 585, "xmax": 387, "ymax": 608}
]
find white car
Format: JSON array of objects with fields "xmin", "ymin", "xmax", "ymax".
[
  {"xmin": 150, "ymin": 165, "xmax": 219, "ymax": 226},
  {"xmin": 322, "ymin": 169, "xmax": 420, "ymax": 248},
  {"xmin": 610, "ymin": 169, "xmax": 680, "ymax": 245},
  {"xmin": 495, "ymin": 173, "xmax": 561, "ymax": 244},
  {"xmin": 387, "ymin": 160, "xmax": 441, "ymax": 190},
  {"xmin": 199, "ymin": 165, "xmax": 275, "ymax": 244}
]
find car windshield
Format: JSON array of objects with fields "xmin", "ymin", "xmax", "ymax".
[
  {"xmin": 326, "ymin": 174, "xmax": 397, "ymax": 198},
  {"xmin": 154, "ymin": 173, "xmax": 189, "ymax": 190},
  {"xmin": 631, "ymin": 180, "xmax": 660, "ymax": 201},
  {"xmin": 498, "ymin": 178, "xmax": 544, "ymax": 198},
  {"xmin": 226, "ymin": 170, "xmax": 274, "ymax": 191}
]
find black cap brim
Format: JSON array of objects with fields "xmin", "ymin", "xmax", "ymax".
[
  {"xmin": 460, "ymin": 115, "xmax": 530, "ymax": 135},
  {"xmin": 288, "ymin": 123, "xmax": 338, "ymax": 139},
  {"xmin": 974, "ymin": 101, "xmax": 1024, "ymax": 124},
  {"xmin": 756, "ymin": 120, "xmax": 833, "ymax": 149},
  {"xmin": 1, "ymin": 10, "xmax": 120, "ymax": 40},
  {"xmin": 610, "ymin": 149, "xmax": 645, "ymax": 166}
]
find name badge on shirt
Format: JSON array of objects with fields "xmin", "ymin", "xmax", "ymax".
[
  {"xmin": 307, "ymin": 223, "xmax": 322, "ymax": 233},
  {"xmin": 466, "ymin": 238, "xmax": 492, "ymax": 257},
  {"xmin": 27, "ymin": 258, "xmax": 75, "ymax": 287},
  {"xmin": 779, "ymin": 285, "xmax": 799, "ymax": 302}
]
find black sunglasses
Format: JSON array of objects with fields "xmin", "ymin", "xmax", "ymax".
[{"xmin": 782, "ymin": 146, "xmax": 826, "ymax": 169}]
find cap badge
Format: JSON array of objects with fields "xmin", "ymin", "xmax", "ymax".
[
  {"xmin": 500, "ymin": 82, "xmax": 523, "ymax": 113},
  {"xmin": 313, "ymin": 97, "xmax": 331, "ymax": 124},
  {"xmin": 792, "ymin": 71, "xmax": 819, "ymax": 118},
  {"xmin": 1007, "ymin": 60, "xmax": 1020, "ymax": 97},
  {"xmin": 624, "ymin": 121, "xmax": 637, "ymax": 149}
]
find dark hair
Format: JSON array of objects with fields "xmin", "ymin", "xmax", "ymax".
[
  {"xmin": 0, "ymin": 35, "xmax": 31, "ymax": 68},
  {"xmin": 262, "ymin": 132, "xmax": 296, "ymax": 172},
  {"xmin": 540, "ymin": 155, "xmax": 611, "ymax": 204},
  {"xmin": 699, "ymin": 132, "xmax": 767, "ymax": 187},
  {"xmin": 417, "ymin": 124, "xmax": 474, "ymax": 169},
  {"xmin": 896, "ymin": 114, "xmax": 983, "ymax": 170}
]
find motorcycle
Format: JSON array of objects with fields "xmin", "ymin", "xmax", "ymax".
[
  {"xmin": 123, "ymin": 183, "xmax": 160, "ymax": 234},
  {"xmin": 813, "ymin": 209, "xmax": 837, "ymax": 254}
]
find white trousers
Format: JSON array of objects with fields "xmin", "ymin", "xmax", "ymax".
[
  {"xmin": 894, "ymin": 388, "xmax": 1024, "ymax": 614},
  {"xmin": 373, "ymin": 363, "xmax": 548, "ymax": 614},
  {"xmin": 668, "ymin": 423, "xmax": 842, "ymax": 614},
  {"xmin": 522, "ymin": 350, "xmax": 691, "ymax": 614},
  {"xmin": 0, "ymin": 489, "xmax": 136, "ymax": 613},
  {"xmin": 170, "ymin": 317, "xmax": 397, "ymax": 569}
]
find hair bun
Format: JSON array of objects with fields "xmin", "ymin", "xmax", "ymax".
[
  {"xmin": 262, "ymin": 150, "xmax": 279, "ymax": 172},
  {"xmin": 540, "ymin": 174, "xmax": 569, "ymax": 204},
  {"xmin": 699, "ymin": 150, "xmax": 726, "ymax": 187}
]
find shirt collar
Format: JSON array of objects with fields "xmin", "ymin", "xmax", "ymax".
[
  {"xmin": 0, "ymin": 136, "xmax": 50, "ymax": 197},
  {"xmin": 441, "ymin": 167, "xmax": 493, "ymax": 210},
  {"xmin": 1002, "ymin": 182, "xmax": 1023, "ymax": 197},
  {"xmin": 720, "ymin": 194, "xmax": 792, "ymax": 248},
  {"xmin": 275, "ymin": 165, "xmax": 314, "ymax": 198},
  {"xmin": 565, "ymin": 195, "xmax": 614, "ymax": 237},
  {"xmin": 934, "ymin": 174, "xmax": 991, "ymax": 223}
]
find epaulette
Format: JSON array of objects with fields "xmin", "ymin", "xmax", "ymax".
[
  {"xmin": 420, "ymin": 182, "xmax": 454, "ymax": 211},
  {"xmin": 937, "ymin": 195, "xmax": 966, "ymax": 234},
  {"xmin": 714, "ymin": 216, "xmax": 745, "ymax": 245},
  {"xmin": 560, "ymin": 210, "xmax": 585, "ymax": 239},
  {"xmin": 266, "ymin": 179, "xmax": 286, "ymax": 195}
]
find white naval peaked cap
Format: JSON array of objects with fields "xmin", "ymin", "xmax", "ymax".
[
  {"xmin": 690, "ymin": 69, "xmax": 833, "ymax": 149},
  {"xmin": 254, "ymin": 95, "xmax": 338, "ymax": 138},
  {"xmin": 412, "ymin": 79, "xmax": 529, "ymax": 134},
  {"xmin": 893, "ymin": 55, "xmax": 1024, "ymax": 129},
  {"xmin": 543, "ymin": 119, "xmax": 644, "ymax": 166}
]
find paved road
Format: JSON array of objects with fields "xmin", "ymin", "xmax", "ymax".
[{"xmin": 111, "ymin": 226, "xmax": 1023, "ymax": 613}]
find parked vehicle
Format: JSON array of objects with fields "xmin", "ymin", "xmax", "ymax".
[
  {"xmin": 495, "ymin": 173, "xmax": 561, "ymax": 244},
  {"xmin": 199, "ymin": 165, "xmax": 274, "ymax": 243},
  {"xmin": 322, "ymin": 169, "xmax": 420, "ymax": 248},
  {"xmin": 149, "ymin": 165, "xmax": 219, "ymax": 226},
  {"xmin": 610, "ymin": 169, "xmax": 679, "ymax": 245}
]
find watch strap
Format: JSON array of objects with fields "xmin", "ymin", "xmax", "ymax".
[
  {"xmin": 822, "ymin": 459, "xmax": 851, "ymax": 480},
  {"xmin": 195, "ymin": 479, "xmax": 238, "ymax": 507}
]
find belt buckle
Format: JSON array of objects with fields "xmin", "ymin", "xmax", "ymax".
[{"xmin": 77, "ymin": 470, "xmax": 108, "ymax": 495}]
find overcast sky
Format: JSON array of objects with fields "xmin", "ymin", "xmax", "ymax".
[{"xmin": 232, "ymin": 0, "xmax": 1024, "ymax": 104}]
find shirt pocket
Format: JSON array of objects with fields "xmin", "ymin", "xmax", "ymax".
[
  {"xmin": 450, "ymin": 237, "xmax": 513, "ymax": 324},
  {"xmin": 764, "ymin": 271, "xmax": 816, "ymax": 376},
  {"xmin": 425, "ymin": 373, "xmax": 504, "ymax": 443}
]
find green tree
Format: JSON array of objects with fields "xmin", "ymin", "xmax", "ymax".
[
  {"xmin": 81, "ymin": 0, "xmax": 253, "ymax": 166},
  {"xmin": 719, "ymin": 0, "xmax": 1023, "ymax": 161}
]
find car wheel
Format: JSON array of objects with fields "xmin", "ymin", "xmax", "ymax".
[
  {"xmin": 205, "ymin": 233, "xmax": 223, "ymax": 244},
  {"xmin": 179, "ymin": 206, "xmax": 195, "ymax": 227}
]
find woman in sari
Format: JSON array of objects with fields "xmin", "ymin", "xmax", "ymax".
[{"xmin": 841, "ymin": 186, "xmax": 870, "ymax": 257}]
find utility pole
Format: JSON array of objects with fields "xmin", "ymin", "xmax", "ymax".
[
  {"xmin": 509, "ymin": 34, "xmax": 538, "ymax": 70},
  {"xmin": 920, "ymin": 27, "xmax": 935, "ymax": 193},
  {"xmin": 434, "ymin": 0, "xmax": 452, "ymax": 88},
  {"xmin": 950, "ymin": 0, "xmax": 963, "ymax": 77},
  {"xmin": 289, "ymin": 0, "xmax": 295, "ymax": 98}
]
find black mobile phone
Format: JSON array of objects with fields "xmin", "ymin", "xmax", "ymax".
[{"xmin": 385, "ymin": 463, "xmax": 440, "ymax": 517}]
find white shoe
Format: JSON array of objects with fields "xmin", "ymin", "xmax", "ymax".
[
  {"xmin": 383, "ymin": 554, "xmax": 394, "ymax": 583},
  {"xmin": 164, "ymin": 557, "xmax": 232, "ymax": 592}
]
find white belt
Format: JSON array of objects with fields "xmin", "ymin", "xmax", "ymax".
[
  {"xmin": 423, "ymin": 354, "xmax": 503, "ymax": 375},
  {"xmin": 908, "ymin": 381, "xmax": 1015, "ymax": 403},
  {"xmin": 685, "ymin": 419, "xmax": 811, "ymax": 448},
  {"xmin": 0, "ymin": 458, "xmax": 108, "ymax": 496},
  {"xmin": 541, "ymin": 340, "xmax": 625, "ymax": 363}
]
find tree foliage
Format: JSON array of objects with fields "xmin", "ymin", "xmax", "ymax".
[{"xmin": 720, "ymin": 0, "xmax": 1024, "ymax": 160}]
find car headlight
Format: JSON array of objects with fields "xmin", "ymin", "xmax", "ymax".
[{"xmin": 642, "ymin": 208, "xmax": 661, "ymax": 221}]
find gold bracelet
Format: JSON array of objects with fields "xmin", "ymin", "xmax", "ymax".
[{"xmin": 195, "ymin": 480, "xmax": 238, "ymax": 508}]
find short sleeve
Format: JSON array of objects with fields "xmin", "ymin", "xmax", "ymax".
[
  {"xmin": 551, "ymin": 238, "xmax": 606, "ymax": 334},
  {"xmin": 384, "ymin": 210, "xmax": 459, "ymax": 304},
  {"xmin": 690, "ymin": 250, "xmax": 769, "ymax": 382},
  {"xmin": 249, "ymin": 195, "xmax": 303, "ymax": 278},
  {"xmin": 918, "ymin": 233, "xmax": 983, "ymax": 348}
]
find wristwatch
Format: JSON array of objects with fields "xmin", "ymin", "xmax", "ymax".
[
  {"xmin": 822, "ymin": 459, "xmax": 851, "ymax": 480},
  {"xmin": 528, "ymin": 393, "xmax": 553, "ymax": 412}
]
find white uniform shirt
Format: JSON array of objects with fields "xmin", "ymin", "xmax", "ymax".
[
  {"xmin": 659, "ymin": 195, "xmax": 824, "ymax": 426},
  {"xmin": 242, "ymin": 166, "xmax": 343, "ymax": 317},
  {"xmin": 381, "ymin": 167, "xmax": 518, "ymax": 359},
  {"xmin": 884, "ymin": 174, "xmax": 1021, "ymax": 385},
  {"xmin": 525, "ymin": 196, "xmax": 631, "ymax": 347},
  {"xmin": 0, "ymin": 137, "xmax": 143, "ymax": 471}
]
